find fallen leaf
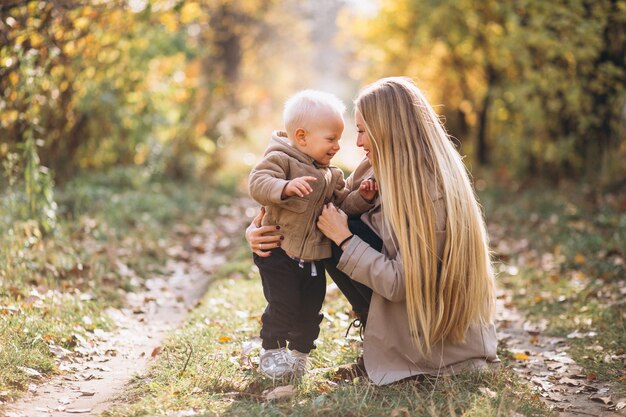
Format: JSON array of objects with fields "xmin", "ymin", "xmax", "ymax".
[
  {"xmin": 151, "ymin": 346, "xmax": 163, "ymax": 357},
  {"xmin": 17, "ymin": 366, "xmax": 42, "ymax": 377},
  {"xmin": 218, "ymin": 336, "xmax": 232, "ymax": 343},
  {"xmin": 80, "ymin": 390, "xmax": 95, "ymax": 397},
  {"xmin": 567, "ymin": 330, "xmax": 597, "ymax": 339},
  {"xmin": 589, "ymin": 394, "xmax": 612, "ymax": 405},
  {"xmin": 478, "ymin": 387, "xmax": 497, "ymax": 399},
  {"xmin": 512, "ymin": 352, "xmax": 529, "ymax": 361},
  {"xmin": 531, "ymin": 376, "xmax": 553, "ymax": 392},
  {"xmin": 49, "ymin": 344, "xmax": 72, "ymax": 359},
  {"xmin": 559, "ymin": 377, "xmax": 582, "ymax": 386},
  {"xmin": 65, "ymin": 408, "xmax": 93, "ymax": 414},
  {"xmin": 242, "ymin": 338, "xmax": 262, "ymax": 355},
  {"xmin": 574, "ymin": 253, "xmax": 586, "ymax": 264},
  {"xmin": 615, "ymin": 399, "xmax": 626, "ymax": 410},
  {"xmin": 390, "ymin": 407, "xmax": 411, "ymax": 417},
  {"xmin": 264, "ymin": 385, "xmax": 295, "ymax": 401}
]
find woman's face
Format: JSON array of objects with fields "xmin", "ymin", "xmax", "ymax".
[{"xmin": 355, "ymin": 110, "xmax": 372, "ymax": 161}]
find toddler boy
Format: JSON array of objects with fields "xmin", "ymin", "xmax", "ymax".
[{"xmin": 248, "ymin": 90, "xmax": 375, "ymax": 380}]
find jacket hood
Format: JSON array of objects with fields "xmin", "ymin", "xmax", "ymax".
[{"xmin": 266, "ymin": 130, "xmax": 329, "ymax": 168}]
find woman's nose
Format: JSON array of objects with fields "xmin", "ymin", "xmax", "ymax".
[{"xmin": 356, "ymin": 135, "xmax": 363, "ymax": 147}]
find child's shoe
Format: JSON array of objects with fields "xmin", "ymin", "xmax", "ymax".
[
  {"xmin": 291, "ymin": 350, "xmax": 310, "ymax": 379},
  {"xmin": 259, "ymin": 348, "xmax": 293, "ymax": 379}
]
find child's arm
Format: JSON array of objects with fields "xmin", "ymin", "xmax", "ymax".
[
  {"xmin": 249, "ymin": 152, "xmax": 317, "ymax": 205},
  {"xmin": 358, "ymin": 178, "xmax": 378, "ymax": 203},
  {"xmin": 332, "ymin": 174, "xmax": 376, "ymax": 216},
  {"xmin": 249, "ymin": 152, "xmax": 292, "ymax": 206}
]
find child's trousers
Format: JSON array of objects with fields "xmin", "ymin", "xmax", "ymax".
[{"xmin": 254, "ymin": 248, "xmax": 326, "ymax": 354}]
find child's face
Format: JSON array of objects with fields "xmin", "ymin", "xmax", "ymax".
[{"xmin": 297, "ymin": 113, "xmax": 344, "ymax": 165}]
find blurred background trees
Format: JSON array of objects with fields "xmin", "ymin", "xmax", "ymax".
[
  {"xmin": 1, "ymin": 0, "xmax": 625, "ymax": 194},
  {"xmin": 352, "ymin": 0, "xmax": 626, "ymax": 182}
]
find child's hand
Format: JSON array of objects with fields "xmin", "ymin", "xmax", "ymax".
[
  {"xmin": 282, "ymin": 176, "xmax": 317, "ymax": 198},
  {"xmin": 359, "ymin": 178, "xmax": 378, "ymax": 202}
]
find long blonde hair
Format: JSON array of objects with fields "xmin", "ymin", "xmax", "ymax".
[{"xmin": 355, "ymin": 77, "xmax": 495, "ymax": 355}]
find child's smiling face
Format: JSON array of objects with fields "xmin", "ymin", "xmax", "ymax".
[{"xmin": 297, "ymin": 113, "xmax": 344, "ymax": 165}]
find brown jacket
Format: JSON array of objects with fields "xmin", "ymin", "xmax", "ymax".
[
  {"xmin": 339, "ymin": 158, "xmax": 499, "ymax": 385},
  {"xmin": 249, "ymin": 131, "xmax": 373, "ymax": 260}
]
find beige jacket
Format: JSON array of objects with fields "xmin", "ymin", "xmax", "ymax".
[
  {"xmin": 249, "ymin": 131, "xmax": 373, "ymax": 260},
  {"xmin": 339, "ymin": 158, "xmax": 500, "ymax": 385}
]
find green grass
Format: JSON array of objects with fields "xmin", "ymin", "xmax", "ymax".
[
  {"xmin": 0, "ymin": 166, "xmax": 240, "ymax": 401},
  {"xmin": 479, "ymin": 179, "xmax": 626, "ymax": 393},
  {"xmin": 103, "ymin": 251, "xmax": 550, "ymax": 417}
]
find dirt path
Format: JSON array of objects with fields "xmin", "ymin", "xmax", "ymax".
[
  {"xmin": 5, "ymin": 198, "xmax": 252, "ymax": 417},
  {"xmin": 497, "ymin": 288, "xmax": 626, "ymax": 416}
]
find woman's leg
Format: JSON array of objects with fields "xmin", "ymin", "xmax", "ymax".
[{"xmin": 323, "ymin": 217, "xmax": 383, "ymax": 314}]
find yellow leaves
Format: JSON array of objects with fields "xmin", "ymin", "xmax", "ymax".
[
  {"xmin": 197, "ymin": 137, "xmax": 216, "ymax": 156},
  {"xmin": 194, "ymin": 121, "xmax": 207, "ymax": 136},
  {"xmin": 74, "ymin": 17, "xmax": 91, "ymax": 31},
  {"xmin": 513, "ymin": 352, "xmax": 529, "ymax": 361},
  {"xmin": 1, "ymin": 110, "xmax": 19, "ymax": 128},
  {"xmin": 574, "ymin": 253, "xmax": 586, "ymax": 265},
  {"xmin": 8, "ymin": 72, "xmax": 19, "ymax": 88},
  {"xmin": 15, "ymin": 33, "xmax": 30, "ymax": 47},
  {"xmin": 64, "ymin": 40, "xmax": 76, "ymax": 55},
  {"xmin": 180, "ymin": 2, "xmax": 202, "ymax": 25},
  {"xmin": 217, "ymin": 336, "xmax": 232, "ymax": 343},
  {"xmin": 486, "ymin": 22, "xmax": 504, "ymax": 36},
  {"xmin": 29, "ymin": 32, "xmax": 44, "ymax": 48},
  {"xmin": 159, "ymin": 13, "xmax": 179, "ymax": 33}
]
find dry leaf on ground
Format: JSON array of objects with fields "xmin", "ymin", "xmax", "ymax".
[{"xmin": 264, "ymin": 385, "xmax": 295, "ymax": 401}]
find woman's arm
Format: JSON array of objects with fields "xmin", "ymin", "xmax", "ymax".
[
  {"xmin": 338, "ymin": 236, "xmax": 405, "ymax": 302},
  {"xmin": 317, "ymin": 204, "xmax": 405, "ymax": 302},
  {"xmin": 245, "ymin": 207, "xmax": 283, "ymax": 257}
]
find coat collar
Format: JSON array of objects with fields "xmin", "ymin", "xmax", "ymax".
[{"xmin": 266, "ymin": 130, "xmax": 330, "ymax": 168}]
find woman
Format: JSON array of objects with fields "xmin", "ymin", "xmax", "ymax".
[{"xmin": 247, "ymin": 77, "xmax": 499, "ymax": 385}]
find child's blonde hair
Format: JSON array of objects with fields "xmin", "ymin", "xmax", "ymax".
[
  {"xmin": 355, "ymin": 77, "xmax": 495, "ymax": 355},
  {"xmin": 283, "ymin": 90, "xmax": 346, "ymax": 139}
]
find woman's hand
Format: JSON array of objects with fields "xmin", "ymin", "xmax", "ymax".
[
  {"xmin": 246, "ymin": 207, "xmax": 283, "ymax": 257},
  {"xmin": 317, "ymin": 203, "xmax": 352, "ymax": 247}
]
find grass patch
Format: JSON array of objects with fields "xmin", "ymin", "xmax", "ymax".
[
  {"xmin": 0, "ymin": 166, "xmax": 240, "ymax": 401},
  {"xmin": 479, "ymin": 179, "xmax": 626, "ymax": 393},
  {"xmin": 104, "ymin": 255, "xmax": 549, "ymax": 416}
]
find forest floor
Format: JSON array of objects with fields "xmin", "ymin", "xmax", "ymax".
[
  {"xmin": 4, "ymin": 200, "xmax": 246, "ymax": 416},
  {"xmin": 1, "ymin": 172, "xmax": 624, "ymax": 416}
]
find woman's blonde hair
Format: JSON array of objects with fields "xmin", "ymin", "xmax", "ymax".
[{"xmin": 355, "ymin": 77, "xmax": 495, "ymax": 355}]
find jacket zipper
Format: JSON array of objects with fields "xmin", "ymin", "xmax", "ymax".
[{"xmin": 298, "ymin": 169, "xmax": 328, "ymax": 259}]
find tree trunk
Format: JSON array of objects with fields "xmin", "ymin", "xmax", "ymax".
[{"xmin": 476, "ymin": 66, "xmax": 496, "ymax": 165}]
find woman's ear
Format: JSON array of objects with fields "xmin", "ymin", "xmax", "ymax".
[{"xmin": 295, "ymin": 128, "xmax": 307, "ymax": 147}]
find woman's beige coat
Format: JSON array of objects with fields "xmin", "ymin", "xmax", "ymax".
[{"xmin": 338, "ymin": 158, "xmax": 499, "ymax": 385}]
